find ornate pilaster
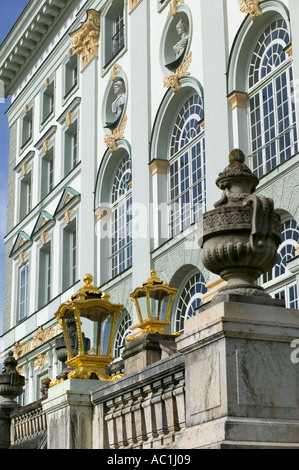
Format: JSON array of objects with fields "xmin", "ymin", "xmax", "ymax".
[{"xmin": 70, "ymin": 10, "xmax": 100, "ymax": 72}]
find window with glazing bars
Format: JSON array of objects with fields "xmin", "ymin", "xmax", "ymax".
[
  {"xmin": 111, "ymin": 155, "xmax": 132, "ymax": 278},
  {"xmin": 261, "ymin": 219, "xmax": 299, "ymax": 308},
  {"xmin": 174, "ymin": 272, "xmax": 207, "ymax": 333},
  {"xmin": 112, "ymin": 9, "xmax": 124, "ymax": 57},
  {"xmin": 168, "ymin": 94, "xmax": 206, "ymax": 237},
  {"xmin": 19, "ymin": 264, "xmax": 29, "ymax": 321},
  {"xmin": 248, "ymin": 19, "xmax": 298, "ymax": 178}
]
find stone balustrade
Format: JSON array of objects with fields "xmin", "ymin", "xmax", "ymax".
[
  {"xmin": 10, "ymin": 400, "xmax": 47, "ymax": 449},
  {"xmin": 92, "ymin": 352, "xmax": 185, "ymax": 450}
]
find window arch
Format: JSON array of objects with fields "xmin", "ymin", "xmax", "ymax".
[
  {"xmin": 248, "ymin": 18, "xmax": 298, "ymax": 177},
  {"xmin": 113, "ymin": 311, "xmax": 132, "ymax": 358},
  {"xmin": 173, "ymin": 271, "xmax": 207, "ymax": 333},
  {"xmin": 168, "ymin": 93, "xmax": 205, "ymax": 237},
  {"xmin": 111, "ymin": 154, "xmax": 132, "ymax": 278},
  {"xmin": 262, "ymin": 219, "xmax": 299, "ymax": 308}
]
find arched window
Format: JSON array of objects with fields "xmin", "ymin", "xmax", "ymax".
[
  {"xmin": 168, "ymin": 93, "xmax": 205, "ymax": 237},
  {"xmin": 262, "ymin": 219, "xmax": 299, "ymax": 308},
  {"xmin": 248, "ymin": 19, "xmax": 298, "ymax": 177},
  {"xmin": 111, "ymin": 154, "xmax": 132, "ymax": 277},
  {"xmin": 174, "ymin": 271, "xmax": 207, "ymax": 333},
  {"xmin": 113, "ymin": 312, "xmax": 132, "ymax": 358}
]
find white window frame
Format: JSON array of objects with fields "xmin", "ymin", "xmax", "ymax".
[
  {"xmin": 41, "ymin": 80, "xmax": 55, "ymax": 126},
  {"xmin": 62, "ymin": 217, "xmax": 78, "ymax": 292},
  {"xmin": 247, "ymin": 19, "xmax": 298, "ymax": 178},
  {"xmin": 102, "ymin": 0, "xmax": 127, "ymax": 74},
  {"xmin": 38, "ymin": 239, "xmax": 52, "ymax": 310},
  {"xmin": 261, "ymin": 219, "xmax": 299, "ymax": 308},
  {"xmin": 64, "ymin": 52, "xmax": 79, "ymax": 100},
  {"xmin": 18, "ymin": 262, "xmax": 29, "ymax": 322},
  {"xmin": 20, "ymin": 107, "xmax": 33, "ymax": 150},
  {"xmin": 168, "ymin": 93, "xmax": 206, "ymax": 238}
]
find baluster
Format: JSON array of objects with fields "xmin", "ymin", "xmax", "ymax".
[
  {"xmin": 142, "ymin": 384, "xmax": 157, "ymax": 449},
  {"xmin": 122, "ymin": 392, "xmax": 133, "ymax": 449},
  {"xmin": 105, "ymin": 399, "xmax": 117, "ymax": 449},
  {"xmin": 173, "ymin": 371, "xmax": 186, "ymax": 431},
  {"xmin": 162, "ymin": 375, "xmax": 179, "ymax": 445},
  {"xmin": 114, "ymin": 396, "xmax": 126, "ymax": 449},
  {"xmin": 131, "ymin": 388, "xmax": 146, "ymax": 449},
  {"xmin": 151, "ymin": 380, "xmax": 167, "ymax": 448}
]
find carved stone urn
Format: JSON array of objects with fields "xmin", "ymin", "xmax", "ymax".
[
  {"xmin": 201, "ymin": 149, "xmax": 282, "ymax": 298},
  {"xmin": 0, "ymin": 351, "xmax": 25, "ymax": 405}
]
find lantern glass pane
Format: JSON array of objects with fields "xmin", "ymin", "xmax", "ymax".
[
  {"xmin": 150, "ymin": 291, "xmax": 170, "ymax": 321},
  {"xmin": 80, "ymin": 306, "xmax": 110, "ymax": 356},
  {"xmin": 64, "ymin": 314, "xmax": 79, "ymax": 359}
]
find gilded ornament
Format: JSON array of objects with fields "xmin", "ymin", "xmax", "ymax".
[
  {"xmin": 238, "ymin": 0, "xmax": 263, "ymax": 22},
  {"xmin": 42, "ymin": 138, "xmax": 51, "ymax": 152},
  {"xmin": 21, "ymin": 162, "xmax": 29, "ymax": 176},
  {"xmin": 34, "ymin": 353, "xmax": 47, "ymax": 371},
  {"xmin": 168, "ymin": 0, "xmax": 185, "ymax": 16},
  {"xmin": 65, "ymin": 111, "xmax": 75, "ymax": 127},
  {"xmin": 104, "ymin": 115, "xmax": 127, "ymax": 152},
  {"xmin": 64, "ymin": 209, "xmax": 74, "ymax": 224},
  {"xmin": 110, "ymin": 64, "xmax": 122, "ymax": 82},
  {"xmin": 70, "ymin": 10, "xmax": 101, "ymax": 71},
  {"xmin": 40, "ymin": 232, "xmax": 49, "ymax": 246},
  {"xmin": 18, "ymin": 251, "xmax": 27, "ymax": 265},
  {"xmin": 129, "ymin": 0, "xmax": 142, "ymax": 13},
  {"xmin": 163, "ymin": 51, "xmax": 192, "ymax": 93}
]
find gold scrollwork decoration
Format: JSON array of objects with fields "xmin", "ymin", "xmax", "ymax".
[
  {"xmin": 70, "ymin": 9, "xmax": 101, "ymax": 71},
  {"xmin": 238, "ymin": 0, "xmax": 263, "ymax": 22},
  {"xmin": 104, "ymin": 115, "xmax": 128, "ymax": 152},
  {"xmin": 163, "ymin": 51, "xmax": 192, "ymax": 93}
]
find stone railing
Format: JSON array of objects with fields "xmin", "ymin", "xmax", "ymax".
[
  {"xmin": 10, "ymin": 399, "xmax": 47, "ymax": 449},
  {"xmin": 92, "ymin": 352, "xmax": 185, "ymax": 449}
]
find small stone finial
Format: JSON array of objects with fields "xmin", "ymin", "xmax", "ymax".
[
  {"xmin": 229, "ymin": 148, "xmax": 245, "ymax": 165},
  {"xmin": 0, "ymin": 351, "xmax": 25, "ymax": 404}
]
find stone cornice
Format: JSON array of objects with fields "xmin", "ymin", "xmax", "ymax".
[{"xmin": 0, "ymin": 0, "xmax": 70, "ymax": 97}]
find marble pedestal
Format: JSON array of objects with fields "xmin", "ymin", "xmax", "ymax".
[
  {"xmin": 122, "ymin": 333, "xmax": 177, "ymax": 375},
  {"xmin": 42, "ymin": 379, "xmax": 100, "ymax": 449},
  {"xmin": 176, "ymin": 294, "xmax": 299, "ymax": 449}
]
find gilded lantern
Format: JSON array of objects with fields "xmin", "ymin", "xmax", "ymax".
[
  {"xmin": 130, "ymin": 270, "xmax": 178, "ymax": 334},
  {"xmin": 54, "ymin": 274, "xmax": 124, "ymax": 381}
]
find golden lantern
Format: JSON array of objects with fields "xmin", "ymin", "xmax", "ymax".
[
  {"xmin": 130, "ymin": 270, "xmax": 178, "ymax": 335},
  {"xmin": 53, "ymin": 274, "xmax": 124, "ymax": 381}
]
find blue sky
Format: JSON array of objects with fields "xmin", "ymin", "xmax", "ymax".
[{"xmin": 0, "ymin": 0, "xmax": 31, "ymax": 335}]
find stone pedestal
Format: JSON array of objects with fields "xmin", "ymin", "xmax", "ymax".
[
  {"xmin": 42, "ymin": 379, "xmax": 101, "ymax": 449},
  {"xmin": 122, "ymin": 333, "xmax": 177, "ymax": 375},
  {"xmin": 176, "ymin": 295, "xmax": 299, "ymax": 449},
  {"xmin": 0, "ymin": 401, "xmax": 20, "ymax": 449}
]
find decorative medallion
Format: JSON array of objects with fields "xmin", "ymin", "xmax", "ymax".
[
  {"xmin": 70, "ymin": 9, "xmax": 101, "ymax": 71},
  {"xmin": 238, "ymin": 0, "xmax": 263, "ymax": 22}
]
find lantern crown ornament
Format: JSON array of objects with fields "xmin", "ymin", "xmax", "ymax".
[
  {"xmin": 53, "ymin": 275, "xmax": 124, "ymax": 382},
  {"xmin": 130, "ymin": 270, "xmax": 178, "ymax": 335}
]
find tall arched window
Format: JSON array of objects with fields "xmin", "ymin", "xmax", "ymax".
[
  {"xmin": 111, "ymin": 154, "xmax": 132, "ymax": 277},
  {"xmin": 168, "ymin": 93, "xmax": 205, "ymax": 237},
  {"xmin": 248, "ymin": 19, "xmax": 298, "ymax": 178},
  {"xmin": 174, "ymin": 271, "xmax": 207, "ymax": 333},
  {"xmin": 262, "ymin": 219, "xmax": 299, "ymax": 308}
]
